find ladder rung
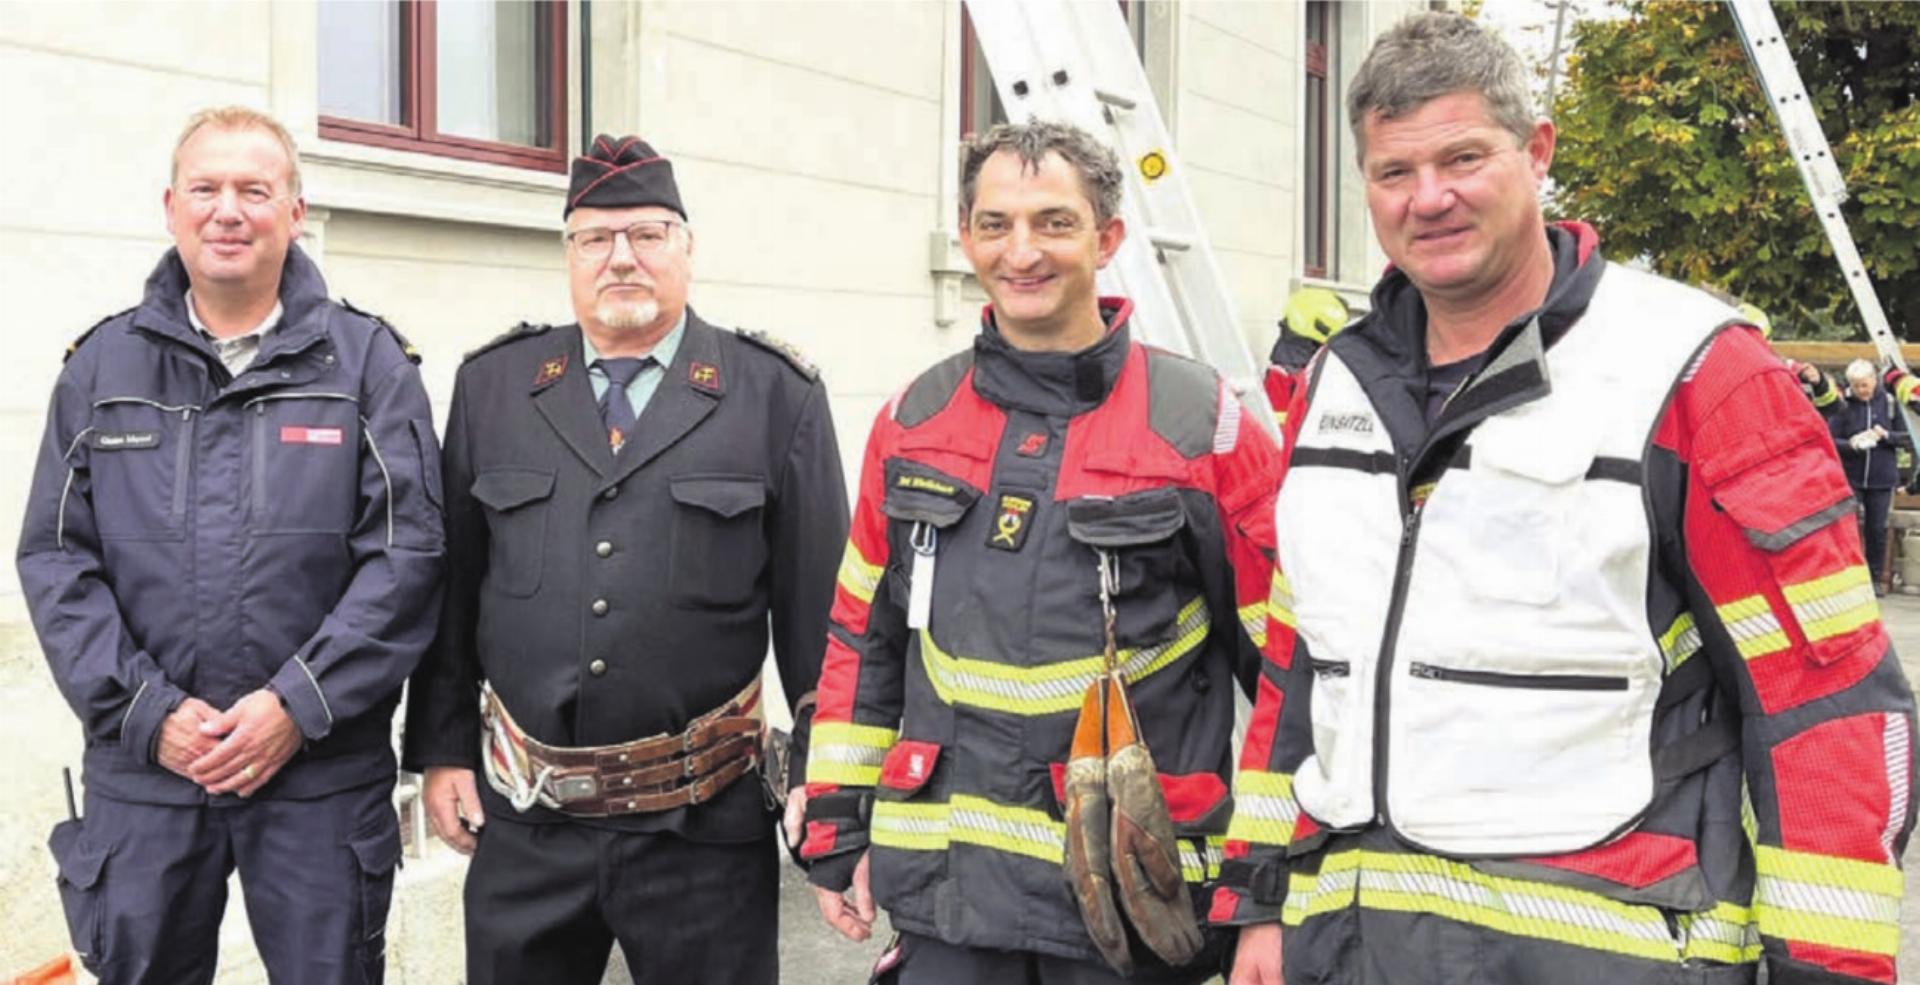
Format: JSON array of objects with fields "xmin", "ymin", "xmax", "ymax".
[
  {"xmin": 1094, "ymin": 88, "xmax": 1138, "ymax": 111},
  {"xmin": 1149, "ymin": 231, "xmax": 1193, "ymax": 252}
]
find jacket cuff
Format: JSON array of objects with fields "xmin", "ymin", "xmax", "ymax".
[
  {"xmin": 806, "ymin": 850, "xmax": 862, "ymax": 893},
  {"xmin": 1765, "ymin": 954, "xmax": 1887, "ymax": 985},
  {"xmin": 268, "ymin": 655, "xmax": 335, "ymax": 741},
  {"xmin": 1209, "ymin": 856, "xmax": 1288, "ymax": 925},
  {"xmin": 121, "ymin": 676, "xmax": 185, "ymax": 766}
]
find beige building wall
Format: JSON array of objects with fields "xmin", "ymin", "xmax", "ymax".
[{"xmin": 1, "ymin": 2, "xmax": 1419, "ymax": 979}]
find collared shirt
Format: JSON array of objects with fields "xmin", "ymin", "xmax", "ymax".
[
  {"xmin": 583, "ymin": 311, "xmax": 686, "ymax": 419},
  {"xmin": 185, "ymin": 289, "xmax": 283, "ymax": 376}
]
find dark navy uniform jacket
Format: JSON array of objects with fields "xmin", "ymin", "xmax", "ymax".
[
  {"xmin": 402, "ymin": 310, "xmax": 848, "ymax": 842},
  {"xmin": 17, "ymin": 246, "xmax": 446, "ymax": 804}
]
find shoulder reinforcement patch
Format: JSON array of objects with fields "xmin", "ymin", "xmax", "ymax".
[
  {"xmin": 464, "ymin": 321, "xmax": 553, "ymax": 363},
  {"xmin": 66, "ymin": 306, "xmax": 136, "ymax": 363},
  {"xmin": 897, "ymin": 349, "xmax": 976, "ymax": 428},
  {"xmin": 341, "ymin": 298, "xmax": 421, "ymax": 364},
  {"xmin": 1145, "ymin": 347, "xmax": 1220, "ymax": 459}
]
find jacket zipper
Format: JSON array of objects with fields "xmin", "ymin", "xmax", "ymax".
[
  {"xmin": 1369, "ymin": 497, "xmax": 1422, "ymax": 827},
  {"xmin": 1406, "ymin": 662, "xmax": 1628, "ymax": 692},
  {"xmin": 172, "ymin": 409, "xmax": 194, "ymax": 523}
]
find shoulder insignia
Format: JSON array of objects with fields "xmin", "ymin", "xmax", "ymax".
[
  {"xmin": 1144, "ymin": 346, "xmax": 1222, "ymax": 459},
  {"xmin": 66, "ymin": 306, "xmax": 135, "ymax": 363},
  {"xmin": 464, "ymin": 321, "xmax": 554, "ymax": 364},
  {"xmin": 735, "ymin": 328, "xmax": 819, "ymax": 381},
  {"xmin": 341, "ymin": 298, "xmax": 421, "ymax": 364},
  {"xmin": 896, "ymin": 349, "xmax": 975, "ymax": 428}
]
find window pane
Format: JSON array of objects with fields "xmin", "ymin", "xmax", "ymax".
[
  {"xmin": 437, "ymin": 1, "xmax": 552, "ymax": 148},
  {"xmin": 1305, "ymin": 74, "xmax": 1328, "ymax": 272},
  {"xmin": 318, "ymin": 0, "xmax": 404, "ymax": 125}
]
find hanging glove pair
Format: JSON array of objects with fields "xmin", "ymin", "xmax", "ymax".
[{"xmin": 1060, "ymin": 552, "xmax": 1205, "ymax": 975}]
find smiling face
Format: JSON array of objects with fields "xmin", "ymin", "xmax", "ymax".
[
  {"xmin": 1360, "ymin": 90, "xmax": 1554, "ymax": 307},
  {"xmin": 959, "ymin": 149, "xmax": 1124, "ymax": 349},
  {"xmin": 565, "ymin": 204, "xmax": 691, "ymax": 339},
  {"xmin": 163, "ymin": 124, "xmax": 305, "ymax": 295}
]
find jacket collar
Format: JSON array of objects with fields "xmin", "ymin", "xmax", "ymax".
[
  {"xmin": 132, "ymin": 244, "xmax": 335, "ymax": 372},
  {"xmin": 970, "ymin": 297, "xmax": 1134, "ymax": 417},
  {"xmin": 1330, "ymin": 221, "xmax": 1605, "ymax": 460}
]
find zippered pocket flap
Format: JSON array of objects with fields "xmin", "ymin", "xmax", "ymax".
[
  {"xmin": 881, "ymin": 460, "xmax": 978, "ymax": 529},
  {"xmin": 1406, "ymin": 661, "xmax": 1628, "ymax": 692},
  {"xmin": 877, "ymin": 740, "xmax": 941, "ymax": 798},
  {"xmin": 471, "ymin": 468, "xmax": 556, "ymax": 512},
  {"xmin": 1065, "ymin": 487, "xmax": 1186, "ymax": 547}
]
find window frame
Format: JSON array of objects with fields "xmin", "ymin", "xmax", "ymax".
[
  {"xmin": 1302, "ymin": 0, "xmax": 1334, "ymax": 279},
  {"xmin": 318, "ymin": 0, "xmax": 569, "ymax": 174}
]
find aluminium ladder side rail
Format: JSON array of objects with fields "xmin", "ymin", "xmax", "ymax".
[{"xmin": 963, "ymin": 0, "xmax": 1278, "ymax": 436}]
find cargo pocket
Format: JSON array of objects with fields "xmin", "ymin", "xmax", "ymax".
[
  {"xmin": 1705, "ymin": 436, "xmax": 1877, "ymax": 668},
  {"xmin": 348, "ymin": 821, "xmax": 402, "ymax": 984},
  {"xmin": 1066, "ymin": 487, "xmax": 1192, "ymax": 646},
  {"xmin": 667, "ymin": 473, "xmax": 767, "ymax": 610},
  {"xmin": 1455, "ymin": 431, "xmax": 1592, "ymax": 607},
  {"xmin": 869, "ymin": 739, "xmax": 947, "ymax": 911},
  {"xmin": 48, "ymin": 819, "xmax": 110, "ymax": 972},
  {"xmin": 471, "ymin": 468, "xmax": 554, "ymax": 598},
  {"xmin": 1306, "ymin": 658, "xmax": 1354, "ymax": 783},
  {"xmin": 88, "ymin": 397, "xmax": 196, "ymax": 542}
]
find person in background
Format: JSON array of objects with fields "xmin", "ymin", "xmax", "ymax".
[
  {"xmin": 1264, "ymin": 287, "xmax": 1351, "ymax": 430},
  {"xmin": 1832, "ymin": 358, "xmax": 1911, "ymax": 594}
]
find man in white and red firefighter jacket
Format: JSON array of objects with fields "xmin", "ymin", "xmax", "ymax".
[
  {"xmin": 1217, "ymin": 13, "xmax": 1917, "ymax": 985},
  {"xmin": 796, "ymin": 120, "xmax": 1283, "ymax": 982}
]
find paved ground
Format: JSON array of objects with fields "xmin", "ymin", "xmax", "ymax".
[{"xmin": 773, "ymin": 595, "xmax": 1920, "ymax": 985}]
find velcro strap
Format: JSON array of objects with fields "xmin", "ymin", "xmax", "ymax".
[
  {"xmin": 1654, "ymin": 653, "xmax": 1716, "ymax": 711},
  {"xmin": 1653, "ymin": 714, "xmax": 1741, "ymax": 781}
]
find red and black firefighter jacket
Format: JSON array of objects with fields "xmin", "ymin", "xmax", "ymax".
[
  {"xmin": 1213, "ymin": 223, "xmax": 1918, "ymax": 985},
  {"xmin": 801, "ymin": 300, "xmax": 1282, "ymax": 966}
]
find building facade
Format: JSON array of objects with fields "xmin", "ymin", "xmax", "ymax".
[{"xmin": 0, "ymin": 1, "xmax": 1421, "ymax": 979}]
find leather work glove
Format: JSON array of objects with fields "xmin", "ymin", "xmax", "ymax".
[
  {"xmin": 1063, "ymin": 681, "xmax": 1133, "ymax": 975},
  {"xmin": 1104, "ymin": 677, "xmax": 1205, "ymax": 968}
]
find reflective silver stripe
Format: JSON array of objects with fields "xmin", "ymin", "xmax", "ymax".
[
  {"xmin": 241, "ymin": 392, "xmax": 358, "ymax": 408},
  {"xmin": 360, "ymin": 416, "xmax": 394, "ymax": 549},
  {"xmin": 811, "ymin": 743, "xmax": 889, "ymax": 768},
  {"xmin": 1358, "ymin": 868, "xmax": 1676, "ymax": 945},
  {"xmin": 56, "ymin": 428, "xmax": 94, "ymax": 549},
  {"xmin": 1754, "ymin": 876, "xmax": 1904, "ymax": 925},
  {"xmin": 296, "ymin": 655, "xmax": 334, "ymax": 729},
  {"xmin": 92, "ymin": 397, "xmax": 201, "ymax": 413},
  {"xmin": 119, "ymin": 679, "xmax": 150, "ymax": 740},
  {"xmin": 1213, "ymin": 385, "xmax": 1241, "ymax": 454},
  {"xmin": 1884, "ymin": 714, "xmax": 1911, "ymax": 864}
]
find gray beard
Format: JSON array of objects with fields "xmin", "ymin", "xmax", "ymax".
[{"xmin": 597, "ymin": 298, "xmax": 659, "ymax": 332}]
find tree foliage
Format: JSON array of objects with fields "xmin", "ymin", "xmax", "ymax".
[{"xmin": 1550, "ymin": 1, "xmax": 1920, "ymax": 339}]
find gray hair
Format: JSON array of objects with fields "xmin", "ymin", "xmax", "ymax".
[
  {"xmin": 959, "ymin": 121, "xmax": 1124, "ymax": 225},
  {"xmin": 1347, "ymin": 12, "xmax": 1537, "ymax": 161},
  {"xmin": 1847, "ymin": 359, "xmax": 1877, "ymax": 385}
]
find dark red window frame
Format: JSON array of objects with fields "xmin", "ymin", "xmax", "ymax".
[
  {"xmin": 319, "ymin": 1, "xmax": 569, "ymax": 173},
  {"xmin": 1303, "ymin": 0, "xmax": 1333, "ymax": 278}
]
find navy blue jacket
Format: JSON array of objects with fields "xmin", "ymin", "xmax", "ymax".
[
  {"xmin": 1829, "ymin": 386, "xmax": 1911, "ymax": 490},
  {"xmin": 17, "ymin": 246, "xmax": 445, "ymax": 804}
]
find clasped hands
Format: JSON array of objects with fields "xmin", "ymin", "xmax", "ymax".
[{"xmin": 156, "ymin": 689, "xmax": 302, "ymax": 798}]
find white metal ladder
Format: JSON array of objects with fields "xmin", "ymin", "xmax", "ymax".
[
  {"xmin": 963, "ymin": 0, "xmax": 1277, "ymax": 434},
  {"xmin": 1727, "ymin": 0, "xmax": 1911, "ymax": 380}
]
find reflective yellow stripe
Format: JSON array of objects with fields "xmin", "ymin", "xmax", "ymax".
[
  {"xmin": 1677, "ymin": 902, "xmax": 1763, "ymax": 963},
  {"xmin": 1753, "ymin": 845, "xmax": 1903, "ymax": 956},
  {"xmin": 1715, "ymin": 594, "xmax": 1790, "ymax": 660},
  {"xmin": 1226, "ymin": 770, "xmax": 1298, "ymax": 846},
  {"xmin": 1179, "ymin": 835, "xmax": 1227, "ymax": 883},
  {"xmin": 837, "ymin": 541, "xmax": 884, "ymax": 606},
  {"xmin": 806, "ymin": 722, "xmax": 898, "ymax": 786},
  {"xmin": 1812, "ymin": 386, "xmax": 1840, "ymax": 408},
  {"xmin": 1239, "ymin": 599, "xmax": 1268, "ymax": 650},
  {"xmin": 1285, "ymin": 850, "xmax": 1708, "ymax": 962},
  {"xmin": 1782, "ymin": 565, "xmax": 1879, "ymax": 644},
  {"xmin": 1659, "ymin": 612, "xmax": 1702, "ymax": 672},
  {"xmin": 1896, "ymin": 375, "xmax": 1920, "ymax": 407},
  {"xmin": 870, "ymin": 800, "xmax": 950, "ymax": 851},
  {"xmin": 919, "ymin": 598, "xmax": 1209, "ymax": 716},
  {"xmin": 1269, "ymin": 570, "xmax": 1297, "ymax": 629}
]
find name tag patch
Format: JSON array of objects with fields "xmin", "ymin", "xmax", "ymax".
[
  {"xmin": 281, "ymin": 426, "xmax": 343, "ymax": 446},
  {"xmin": 91, "ymin": 431, "xmax": 160, "ymax": 451}
]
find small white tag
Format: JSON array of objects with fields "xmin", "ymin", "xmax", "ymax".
[{"xmin": 908, "ymin": 549, "xmax": 935, "ymax": 630}]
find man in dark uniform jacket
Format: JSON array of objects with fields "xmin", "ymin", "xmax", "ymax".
[{"xmin": 402, "ymin": 134, "xmax": 850, "ymax": 984}]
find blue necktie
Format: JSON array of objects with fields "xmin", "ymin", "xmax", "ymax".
[{"xmin": 594, "ymin": 357, "xmax": 653, "ymax": 454}]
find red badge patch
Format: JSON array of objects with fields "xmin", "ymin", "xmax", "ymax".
[
  {"xmin": 689, "ymin": 361, "xmax": 720, "ymax": 392},
  {"xmin": 1016, "ymin": 432, "xmax": 1049, "ymax": 457},
  {"xmin": 280, "ymin": 426, "xmax": 343, "ymax": 446},
  {"xmin": 533, "ymin": 354, "xmax": 568, "ymax": 387}
]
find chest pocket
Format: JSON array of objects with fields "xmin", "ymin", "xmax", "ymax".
[
  {"xmin": 878, "ymin": 459, "xmax": 980, "ymax": 617},
  {"xmin": 88, "ymin": 398, "xmax": 197, "ymax": 541},
  {"xmin": 244, "ymin": 393, "xmax": 361, "ymax": 536},
  {"xmin": 668, "ymin": 474, "xmax": 767, "ymax": 610},
  {"xmin": 1455, "ymin": 411, "xmax": 1604, "ymax": 607},
  {"xmin": 472, "ymin": 468, "xmax": 555, "ymax": 599},
  {"xmin": 1066, "ymin": 487, "xmax": 1192, "ymax": 646}
]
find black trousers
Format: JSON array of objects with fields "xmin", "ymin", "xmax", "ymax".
[
  {"xmin": 463, "ymin": 818, "xmax": 778, "ymax": 985},
  {"xmin": 1858, "ymin": 486, "xmax": 1893, "ymax": 585},
  {"xmin": 48, "ymin": 780, "xmax": 399, "ymax": 985},
  {"xmin": 885, "ymin": 932, "xmax": 1218, "ymax": 985}
]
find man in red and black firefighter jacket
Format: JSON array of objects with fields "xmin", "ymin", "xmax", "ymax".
[
  {"xmin": 1217, "ymin": 13, "xmax": 1917, "ymax": 985},
  {"xmin": 400, "ymin": 136, "xmax": 849, "ymax": 985},
  {"xmin": 797, "ymin": 121, "xmax": 1283, "ymax": 983}
]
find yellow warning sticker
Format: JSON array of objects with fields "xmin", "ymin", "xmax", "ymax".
[{"xmin": 1139, "ymin": 151, "xmax": 1169, "ymax": 182}]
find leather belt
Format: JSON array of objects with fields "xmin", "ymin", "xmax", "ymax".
[{"xmin": 481, "ymin": 677, "xmax": 764, "ymax": 817}]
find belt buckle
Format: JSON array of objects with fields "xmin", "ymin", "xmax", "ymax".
[{"xmin": 551, "ymin": 774, "xmax": 599, "ymax": 803}]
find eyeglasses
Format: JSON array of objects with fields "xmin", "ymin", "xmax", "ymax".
[{"xmin": 565, "ymin": 220, "xmax": 683, "ymax": 260}]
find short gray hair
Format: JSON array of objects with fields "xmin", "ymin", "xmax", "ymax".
[
  {"xmin": 1347, "ymin": 12, "xmax": 1537, "ymax": 161},
  {"xmin": 959, "ymin": 121, "xmax": 1124, "ymax": 225},
  {"xmin": 1847, "ymin": 359, "xmax": 1877, "ymax": 385}
]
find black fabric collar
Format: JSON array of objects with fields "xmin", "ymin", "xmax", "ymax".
[
  {"xmin": 134, "ymin": 244, "xmax": 334, "ymax": 363},
  {"xmin": 970, "ymin": 298, "xmax": 1134, "ymax": 417}
]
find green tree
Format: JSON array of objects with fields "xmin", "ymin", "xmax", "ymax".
[{"xmin": 1550, "ymin": 0, "xmax": 1920, "ymax": 340}]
